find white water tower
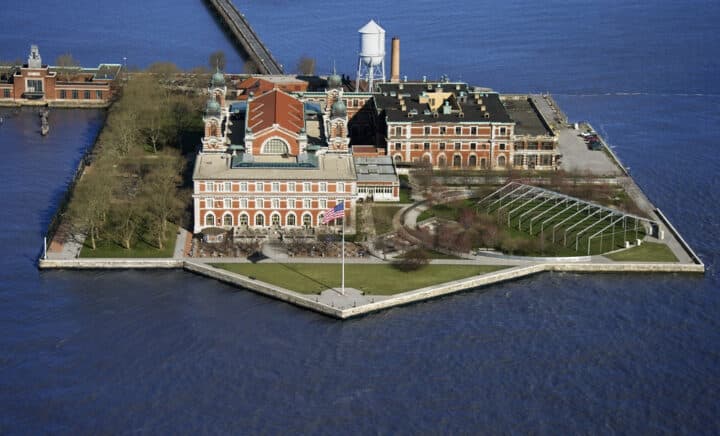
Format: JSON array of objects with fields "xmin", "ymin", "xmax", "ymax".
[{"xmin": 355, "ymin": 20, "xmax": 386, "ymax": 92}]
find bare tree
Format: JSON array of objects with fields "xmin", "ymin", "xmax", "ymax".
[
  {"xmin": 296, "ymin": 55, "xmax": 316, "ymax": 75},
  {"xmin": 146, "ymin": 62, "xmax": 180, "ymax": 83},
  {"xmin": 109, "ymin": 201, "xmax": 142, "ymax": 249},
  {"xmin": 392, "ymin": 248, "xmax": 430, "ymax": 271},
  {"xmin": 243, "ymin": 60, "xmax": 260, "ymax": 74},
  {"xmin": 0, "ymin": 59, "xmax": 20, "ymax": 80},
  {"xmin": 55, "ymin": 53, "xmax": 81, "ymax": 82},
  {"xmin": 68, "ymin": 164, "xmax": 114, "ymax": 250},
  {"xmin": 142, "ymin": 154, "xmax": 184, "ymax": 248},
  {"xmin": 111, "ymin": 109, "xmax": 138, "ymax": 156}
]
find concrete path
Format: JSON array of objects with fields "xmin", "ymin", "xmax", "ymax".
[{"xmin": 173, "ymin": 228, "xmax": 191, "ymax": 259}]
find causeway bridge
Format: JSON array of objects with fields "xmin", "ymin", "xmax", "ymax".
[{"xmin": 205, "ymin": 0, "xmax": 283, "ymax": 75}]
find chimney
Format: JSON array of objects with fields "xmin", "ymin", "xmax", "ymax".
[{"xmin": 390, "ymin": 37, "xmax": 400, "ymax": 83}]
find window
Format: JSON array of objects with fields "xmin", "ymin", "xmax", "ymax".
[
  {"xmin": 59, "ymin": 90, "xmax": 66, "ymax": 99},
  {"xmin": 223, "ymin": 214, "xmax": 233, "ymax": 226},
  {"xmin": 205, "ymin": 213, "xmax": 215, "ymax": 226},
  {"xmin": 239, "ymin": 214, "xmax": 249, "ymax": 226},
  {"xmin": 287, "ymin": 198, "xmax": 295, "ymax": 209},
  {"xmin": 84, "ymin": 90, "xmax": 91, "ymax": 99},
  {"xmin": 481, "ymin": 158, "xmax": 487, "ymax": 169},
  {"xmin": 453, "ymin": 155, "xmax": 462, "ymax": 167},
  {"xmin": 353, "ymin": 99, "xmax": 359, "ymax": 107},
  {"xmin": 438, "ymin": 155, "xmax": 447, "ymax": 167},
  {"xmin": 262, "ymin": 138, "xmax": 289, "ymax": 154},
  {"xmin": 96, "ymin": 90, "xmax": 102, "ymax": 99},
  {"xmin": 271, "ymin": 182, "xmax": 279, "ymax": 192},
  {"xmin": 455, "ymin": 127, "xmax": 462, "ymax": 135},
  {"xmin": 271, "ymin": 214, "xmax": 280, "ymax": 226},
  {"xmin": 320, "ymin": 182, "xmax": 327, "ymax": 192},
  {"xmin": 224, "ymin": 182, "xmax": 232, "ymax": 192},
  {"xmin": 303, "ymin": 198, "xmax": 311, "ymax": 209},
  {"xmin": 286, "ymin": 214, "xmax": 296, "ymax": 226},
  {"xmin": 394, "ymin": 155, "xmax": 402, "ymax": 163},
  {"xmin": 424, "ymin": 142, "xmax": 430, "ymax": 151},
  {"xmin": 272, "ymin": 198, "xmax": 280, "ymax": 209},
  {"xmin": 72, "ymin": 90, "xmax": 78, "ymax": 99},
  {"xmin": 439, "ymin": 142, "xmax": 446, "ymax": 150},
  {"xmin": 424, "ymin": 126, "xmax": 430, "ymax": 135},
  {"xmin": 541, "ymin": 154, "xmax": 552, "ymax": 166},
  {"xmin": 395, "ymin": 142, "xmax": 401, "ymax": 150},
  {"xmin": 337, "ymin": 182, "xmax": 345, "ymax": 193},
  {"xmin": 303, "ymin": 182, "xmax": 311, "ymax": 192},
  {"xmin": 470, "ymin": 143, "xmax": 477, "ymax": 150},
  {"xmin": 469, "ymin": 155, "xmax": 477, "ymax": 166},
  {"xmin": 454, "ymin": 142, "xmax": 461, "ymax": 150},
  {"xmin": 256, "ymin": 182, "xmax": 265, "ymax": 192},
  {"xmin": 27, "ymin": 79, "xmax": 43, "ymax": 92},
  {"xmin": 223, "ymin": 198, "xmax": 232, "ymax": 209},
  {"xmin": 205, "ymin": 198, "xmax": 214, "ymax": 208},
  {"xmin": 255, "ymin": 213, "xmax": 265, "ymax": 226},
  {"xmin": 240, "ymin": 198, "xmax": 248, "ymax": 208},
  {"xmin": 440, "ymin": 126, "xmax": 446, "ymax": 134},
  {"xmin": 240, "ymin": 182, "xmax": 248, "ymax": 192},
  {"xmin": 498, "ymin": 155, "xmax": 506, "ymax": 167},
  {"xmin": 287, "ymin": 182, "xmax": 295, "ymax": 192},
  {"xmin": 256, "ymin": 198, "xmax": 264, "ymax": 208},
  {"xmin": 514, "ymin": 155, "xmax": 524, "ymax": 167},
  {"xmin": 320, "ymin": 199, "xmax": 327, "ymax": 209},
  {"xmin": 499, "ymin": 143, "xmax": 506, "ymax": 150},
  {"xmin": 499, "ymin": 127, "xmax": 507, "ymax": 135},
  {"xmin": 302, "ymin": 214, "xmax": 312, "ymax": 227},
  {"xmin": 206, "ymin": 182, "xmax": 215, "ymax": 192},
  {"xmin": 395, "ymin": 126, "xmax": 403, "ymax": 136},
  {"xmin": 471, "ymin": 126, "xmax": 477, "ymax": 135}
]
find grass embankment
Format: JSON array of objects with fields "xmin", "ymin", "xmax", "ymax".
[
  {"xmin": 605, "ymin": 242, "xmax": 678, "ymax": 262},
  {"xmin": 213, "ymin": 263, "xmax": 508, "ymax": 295},
  {"xmin": 80, "ymin": 223, "xmax": 178, "ymax": 258},
  {"xmin": 371, "ymin": 205, "xmax": 401, "ymax": 235}
]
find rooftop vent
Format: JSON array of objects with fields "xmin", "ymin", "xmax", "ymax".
[
  {"xmin": 390, "ymin": 91, "xmax": 396, "ymax": 97},
  {"xmin": 481, "ymin": 105, "xmax": 486, "ymax": 112},
  {"xmin": 484, "ymin": 112, "xmax": 490, "ymax": 119},
  {"xmin": 458, "ymin": 112, "xmax": 464, "ymax": 118},
  {"xmin": 423, "ymin": 109, "xmax": 431, "ymax": 115},
  {"xmin": 408, "ymin": 109, "xmax": 418, "ymax": 117}
]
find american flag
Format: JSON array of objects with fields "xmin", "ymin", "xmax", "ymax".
[{"xmin": 322, "ymin": 202, "xmax": 345, "ymax": 224}]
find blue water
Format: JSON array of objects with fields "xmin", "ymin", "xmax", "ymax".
[{"xmin": 1, "ymin": 1, "xmax": 719, "ymax": 433}]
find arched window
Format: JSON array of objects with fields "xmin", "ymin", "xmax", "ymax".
[
  {"xmin": 318, "ymin": 213, "xmax": 325, "ymax": 225},
  {"xmin": 469, "ymin": 155, "xmax": 477, "ymax": 167},
  {"xmin": 205, "ymin": 213, "xmax": 215, "ymax": 226},
  {"xmin": 302, "ymin": 213, "xmax": 312, "ymax": 227},
  {"xmin": 286, "ymin": 213, "xmax": 296, "ymax": 226},
  {"xmin": 255, "ymin": 213, "xmax": 265, "ymax": 226},
  {"xmin": 239, "ymin": 214, "xmax": 249, "ymax": 226},
  {"xmin": 223, "ymin": 213, "xmax": 233, "ymax": 227},
  {"xmin": 422, "ymin": 154, "xmax": 431, "ymax": 163},
  {"xmin": 498, "ymin": 155, "xmax": 506, "ymax": 167},
  {"xmin": 394, "ymin": 155, "xmax": 402, "ymax": 163},
  {"xmin": 438, "ymin": 155, "xmax": 447, "ymax": 167},
  {"xmin": 481, "ymin": 158, "xmax": 487, "ymax": 169},
  {"xmin": 453, "ymin": 155, "xmax": 462, "ymax": 167},
  {"xmin": 261, "ymin": 138, "xmax": 289, "ymax": 154},
  {"xmin": 271, "ymin": 213, "xmax": 281, "ymax": 226}
]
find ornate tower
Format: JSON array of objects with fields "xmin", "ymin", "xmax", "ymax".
[
  {"xmin": 324, "ymin": 72, "xmax": 350, "ymax": 152},
  {"xmin": 201, "ymin": 95, "xmax": 227, "ymax": 152},
  {"xmin": 210, "ymin": 66, "xmax": 227, "ymax": 107}
]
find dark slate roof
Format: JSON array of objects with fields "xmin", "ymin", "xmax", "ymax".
[
  {"xmin": 375, "ymin": 82, "xmax": 512, "ymax": 124},
  {"xmin": 502, "ymin": 97, "xmax": 554, "ymax": 137}
]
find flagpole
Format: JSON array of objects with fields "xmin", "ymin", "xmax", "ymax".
[{"xmin": 341, "ymin": 202, "xmax": 345, "ymax": 296}]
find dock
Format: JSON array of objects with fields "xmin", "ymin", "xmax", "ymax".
[{"xmin": 204, "ymin": 0, "xmax": 283, "ymax": 75}]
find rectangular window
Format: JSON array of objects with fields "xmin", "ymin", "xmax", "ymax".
[
  {"xmin": 206, "ymin": 182, "xmax": 215, "ymax": 192},
  {"xmin": 500, "ymin": 127, "xmax": 507, "ymax": 135},
  {"xmin": 395, "ymin": 126, "xmax": 402, "ymax": 136},
  {"xmin": 96, "ymin": 90, "xmax": 102, "ymax": 99},
  {"xmin": 439, "ymin": 142, "xmax": 446, "ymax": 150},
  {"xmin": 303, "ymin": 198, "xmax": 311, "ymax": 209},
  {"xmin": 256, "ymin": 198, "xmax": 264, "ymax": 209},
  {"xmin": 303, "ymin": 182, "xmax": 311, "ymax": 192},
  {"xmin": 424, "ymin": 126, "xmax": 430, "ymax": 135},
  {"xmin": 27, "ymin": 79, "xmax": 43, "ymax": 92},
  {"xmin": 320, "ymin": 182, "xmax": 327, "ymax": 192},
  {"xmin": 395, "ymin": 142, "xmax": 401, "ymax": 150},
  {"xmin": 225, "ymin": 182, "xmax": 232, "ymax": 192},
  {"xmin": 72, "ymin": 90, "xmax": 78, "ymax": 99},
  {"xmin": 287, "ymin": 198, "xmax": 295, "ymax": 209},
  {"xmin": 271, "ymin": 182, "xmax": 280, "ymax": 192},
  {"xmin": 470, "ymin": 143, "xmax": 477, "ymax": 150},
  {"xmin": 499, "ymin": 143, "xmax": 506, "ymax": 150},
  {"xmin": 541, "ymin": 154, "xmax": 552, "ymax": 165},
  {"xmin": 240, "ymin": 182, "xmax": 248, "ymax": 192},
  {"xmin": 454, "ymin": 142, "xmax": 461, "ymax": 150},
  {"xmin": 319, "ymin": 199, "xmax": 327, "ymax": 209},
  {"xmin": 471, "ymin": 127, "xmax": 477, "ymax": 135},
  {"xmin": 455, "ymin": 127, "xmax": 462, "ymax": 135},
  {"xmin": 84, "ymin": 90, "xmax": 91, "ymax": 99},
  {"xmin": 240, "ymin": 198, "xmax": 248, "ymax": 208},
  {"xmin": 287, "ymin": 182, "xmax": 295, "ymax": 192},
  {"xmin": 256, "ymin": 182, "xmax": 264, "ymax": 192},
  {"xmin": 423, "ymin": 142, "xmax": 430, "ymax": 150},
  {"xmin": 205, "ymin": 198, "xmax": 214, "ymax": 208},
  {"xmin": 337, "ymin": 182, "xmax": 345, "ymax": 193},
  {"xmin": 272, "ymin": 198, "xmax": 280, "ymax": 209},
  {"xmin": 440, "ymin": 126, "xmax": 446, "ymax": 135},
  {"xmin": 59, "ymin": 90, "xmax": 66, "ymax": 99},
  {"xmin": 224, "ymin": 198, "xmax": 232, "ymax": 209}
]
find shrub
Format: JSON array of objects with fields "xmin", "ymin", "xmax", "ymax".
[{"xmin": 392, "ymin": 248, "xmax": 430, "ymax": 272}]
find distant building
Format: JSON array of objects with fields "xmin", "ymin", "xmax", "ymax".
[{"xmin": 0, "ymin": 45, "xmax": 121, "ymax": 106}]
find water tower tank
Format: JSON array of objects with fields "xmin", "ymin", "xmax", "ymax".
[{"xmin": 358, "ymin": 20, "xmax": 385, "ymax": 67}]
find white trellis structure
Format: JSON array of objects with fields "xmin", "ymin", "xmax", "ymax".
[{"xmin": 477, "ymin": 182, "xmax": 659, "ymax": 255}]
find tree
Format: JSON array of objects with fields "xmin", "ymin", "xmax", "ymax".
[
  {"xmin": 68, "ymin": 164, "xmax": 114, "ymax": 250},
  {"xmin": 109, "ymin": 201, "xmax": 142, "ymax": 249},
  {"xmin": 0, "ymin": 59, "xmax": 20, "ymax": 80},
  {"xmin": 209, "ymin": 50, "xmax": 226, "ymax": 71},
  {"xmin": 296, "ymin": 55, "xmax": 316, "ymax": 75},
  {"xmin": 392, "ymin": 248, "xmax": 430, "ymax": 272},
  {"xmin": 55, "ymin": 53, "xmax": 80, "ymax": 82},
  {"xmin": 142, "ymin": 154, "xmax": 184, "ymax": 249},
  {"xmin": 146, "ymin": 62, "xmax": 180, "ymax": 82},
  {"xmin": 111, "ymin": 108, "xmax": 138, "ymax": 156},
  {"xmin": 243, "ymin": 60, "xmax": 260, "ymax": 74}
]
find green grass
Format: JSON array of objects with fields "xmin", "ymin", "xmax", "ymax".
[
  {"xmin": 605, "ymin": 242, "xmax": 678, "ymax": 262},
  {"xmin": 372, "ymin": 206, "xmax": 400, "ymax": 235},
  {"xmin": 399, "ymin": 186, "xmax": 413, "ymax": 203},
  {"xmin": 212, "ymin": 263, "xmax": 508, "ymax": 295},
  {"xmin": 81, "ymin": 223, "xmax": 178, "ymax": 258}
]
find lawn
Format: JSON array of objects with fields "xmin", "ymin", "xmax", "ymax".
[
  {"xmin": 605, "ymin": 242, "xmax": 678, "ymax": 262},
  {"xmin": 212, "ymin": 263, "xmax": 508, "ymax": 295},
  {"xmin": 80, "ymin": 223, "xmax": 178, "ymax": 258},
  {"xmin": 372, "ymin": 205, "xmax": 401, "ymax": 235}
]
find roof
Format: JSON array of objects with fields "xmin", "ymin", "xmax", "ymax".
[
  {"xmin": 375, "ymin": 82, "xmax": 512, "ymax": 124},
  {"xmin": 354, "ymin": 156, "xmax": 399, "ymax": 183},
  {"xmin": 247, "ymin": 89, "xmax": 304, "ymax": 134},
  {"xmin": 236, "ymin": 76, "xmax": 308, "ymax": 98},
  {"xmin": 193, "ymin": 152, "xmax": 356, "ymax": 181},
  {"xmin": 358, "ymin": 20, "xmax": 385, "ymax": 34},
  {"xmin": 502, "ymin": 96, "xmax": 554, "ymax": 137}
]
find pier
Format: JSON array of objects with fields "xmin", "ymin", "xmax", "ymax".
[{"xmin": 205, "ymin": 0, "xmax": 283, "ymax": 75}]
